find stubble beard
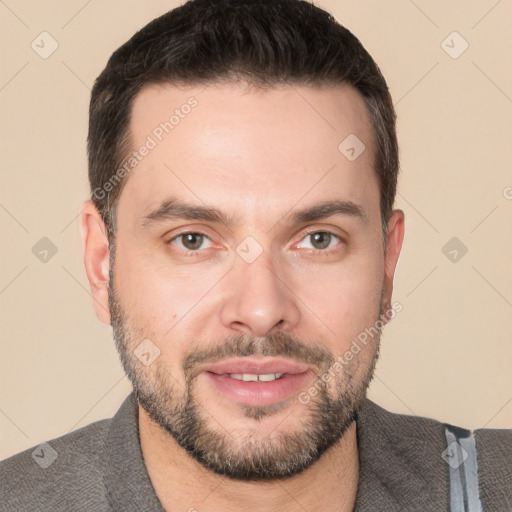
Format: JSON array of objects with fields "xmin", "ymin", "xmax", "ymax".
[{"xmin": 108, "ymin": 275, "xmax": 382, "ymax": 481}]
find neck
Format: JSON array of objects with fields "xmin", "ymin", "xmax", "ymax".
[{"xmin": 139, "ymin": 406, "xmax": 360, "ymax": 512}]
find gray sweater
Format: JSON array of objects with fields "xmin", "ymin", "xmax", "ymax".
[{"xmin": 1, "ymin": 394, "xmax": 510, "ymax": 511}]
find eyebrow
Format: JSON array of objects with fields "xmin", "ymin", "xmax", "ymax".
[
  {"xmin": 141, "ymin": 198, "xmax": 233, "ymax": 228},
  {"xmin": 141, "ymin": 197, "xmax": 367, "ymax": 229},
  {"xmin": 288, "ymin": 199, "xmax": 367, "ymax": 225}
]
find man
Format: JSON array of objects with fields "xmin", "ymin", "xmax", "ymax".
[{"xmin": 1, "ymin": 0, "xmax": 510, "ymax": 510}]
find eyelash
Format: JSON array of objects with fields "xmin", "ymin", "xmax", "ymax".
[{"xmin": 167, "ymin": 230, "xmax": 344, "ymax": 256}]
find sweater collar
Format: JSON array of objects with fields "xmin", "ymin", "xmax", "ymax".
[{"xmin": 103, "ymin": 393, "xmax": 449, "ymax": 511}]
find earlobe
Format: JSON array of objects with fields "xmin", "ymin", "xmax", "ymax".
[
  {"xmin": 79, "ymin": 200, "xmax": 112, "ymax": 325},
  {"xmin": 382, "ymin": 209, "xmax": 405, "ymax": 314}
]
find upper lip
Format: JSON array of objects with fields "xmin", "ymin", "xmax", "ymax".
[{"xmin": 202, "ymin": 357, "xmax": 310, "ymax": 375}]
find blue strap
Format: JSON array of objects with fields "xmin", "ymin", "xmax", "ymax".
[{"xmin": 443, "ymin": 424, "xmax": 483, "ymax": 512}]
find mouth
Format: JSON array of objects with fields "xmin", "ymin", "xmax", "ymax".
[
  {"xmin": 223, "ymin": 372, "xmax": 284, "ymax": 382},
  {"xmin": 201, "ymin": 357, "xmax": 312, "ymax": 407}
]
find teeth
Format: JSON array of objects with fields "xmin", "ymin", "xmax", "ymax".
[
  {"xmin": 229, "ymin": 373, "xmax": 283, "ymax": 382},
  {"xmin": 258, "ymin": 373, "xmax": 282, "ymax": 382}
]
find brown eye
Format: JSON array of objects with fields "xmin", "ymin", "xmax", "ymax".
[
  {"xmin": 171, "ymin": 233, "xmax": 211, "ymax": 251},
  {"xmin": 310, "ymin": 232, "xmax": 332, "ymax": 249},
  {"xmin": 181, "ymin": 233, "xmax": 204, "ymax": 250},
  {"xmin": 295, "ymin": 231, "xmax": 341, "ymax": 251}
]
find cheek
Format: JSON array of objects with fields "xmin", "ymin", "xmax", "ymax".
[
  {"xmin": 293, "ymin": 254, "xmax": 383, "ymax": 348},
  {"xmin": 112, "ymin": 241, "xmax": 223, "ymax": 341}
]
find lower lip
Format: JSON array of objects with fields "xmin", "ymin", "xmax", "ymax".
[{"xmin": 204, "ymin": 371, "xmax": 312, "ymax": 407}]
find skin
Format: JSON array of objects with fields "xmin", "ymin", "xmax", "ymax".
[{"xmin": 80, "ymin": 82, "xmax": 404, "ymax": 511}]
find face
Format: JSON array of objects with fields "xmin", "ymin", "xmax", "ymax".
[{"xmin": 99, "ymin": 82, "xmax": 403, "ymax": 480}]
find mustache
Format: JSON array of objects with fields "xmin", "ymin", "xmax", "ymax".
[{"xmin": 183, "ymin": 331, "xmax": 334, "ymax": 379}]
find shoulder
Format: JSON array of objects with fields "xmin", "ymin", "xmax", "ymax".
[
  {"xmin": 356, "ymin": 399, "xmax": 512, "ymax": 510},
  {"xmin": 357, "ymin": 399, "xmax": 450, "ymax": 476},
  {"xmin": 359, "ymin": 399, "xmax": 511, "ymax": 472},
  {"xmin": 354, "ymin": 399, "xmax": 451, "ymax": 510},
  {"xmin": 474, "ymin": 426, "xmax": 512, "ymax": 507},
  {"xmin": 0, "ymin": 418, "xmax": 112, "ymax": 512},
  {"xmin": 358, "ymin": 398, "xmax": 448, "ymax": 446}
]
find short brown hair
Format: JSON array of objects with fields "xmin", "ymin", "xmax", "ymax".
[{"xmin": 88, "ymin": 0, "xmax": 398, "ymax": 240}]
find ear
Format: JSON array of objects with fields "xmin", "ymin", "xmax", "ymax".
[
  {"xmin": 79, "ymin": 200, "xmax": 111, "ymax": 324},
  {"xmin": 381, "ymin": 209, "xmax": 405, "ymax": 317}
]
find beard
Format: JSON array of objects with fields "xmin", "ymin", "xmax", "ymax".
[{"xmin": 108, "ymin": 274, "xmax": 383, "ymax": 481}]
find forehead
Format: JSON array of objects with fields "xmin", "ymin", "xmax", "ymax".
[{"xmin": 117, "ymin": 81, "xmax": 380, "ymax": 228}]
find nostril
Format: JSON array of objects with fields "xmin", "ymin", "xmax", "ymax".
[{"xmin": 229, "ymin": 321, "xmax": 251, "ymax": 332}]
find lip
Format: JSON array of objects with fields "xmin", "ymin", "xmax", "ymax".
[
  {"xmin": 201, "ymin": 357, "xmax": 312, "ymax": 407},
  {"xmin": 201, "ymin": 357, "xmax": 310, "ymax": 376}
]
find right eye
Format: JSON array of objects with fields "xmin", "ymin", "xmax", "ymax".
[{"xmin": 169, "ymin": 232, "xmax": 213, "ymax": 252}]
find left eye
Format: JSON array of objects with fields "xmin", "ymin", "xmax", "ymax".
[
  {"xmin": 171, "ymin": 233, "xmax": 212, "ymax": 251},
  {"xmin": 296, "ymin": 232, "xmax": 341, "ymax": 250}
]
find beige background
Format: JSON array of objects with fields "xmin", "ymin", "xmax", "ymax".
[{"xmin": 1, "ymin": 0, "xmax": 511, "ymax": 460}]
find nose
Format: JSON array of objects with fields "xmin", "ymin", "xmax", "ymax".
[{"xmin": 219, "ymin": 251, "xmax": 301, "ymax": 337}]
